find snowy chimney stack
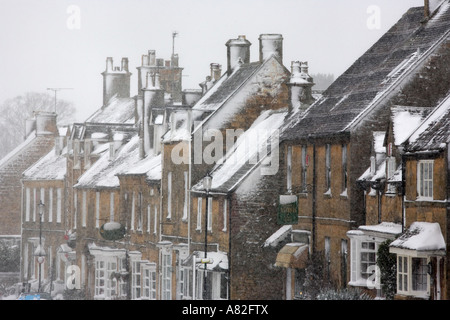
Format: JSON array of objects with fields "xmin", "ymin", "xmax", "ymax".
[
  {"xmin": 210, "ymin": 63, "xmax": 222, "ymax": 81},
  {"xmin": 288, "ymin": 61, "xmax": 315, "ymax": 113},
  {"xmin": 35, "ymin": 111, "xmax": 58, "ymax": 136},
  {"xmin": 259, "ymin": 34, "xmax": 283, "ymax": 63},
  {"xmin": 225, "ymin": 35, "xmax": 251, "ymax": 75},
  {"xmin": 102, "ymin": 56, "xmax": 132, "ymax": 106}
]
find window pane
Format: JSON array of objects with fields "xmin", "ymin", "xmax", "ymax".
[{"xmin": 412, "ymin": 258, "xmax": 427, "ymax": 291}]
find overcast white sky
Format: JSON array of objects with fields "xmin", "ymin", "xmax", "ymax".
[{"xmin": 0, "ymin": 0, "xmax": 424, "ymax": 122}]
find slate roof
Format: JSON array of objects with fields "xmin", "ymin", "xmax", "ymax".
[
  {"xmin": 85, "ymin": 95, "xmax": 135, "ymax": 124},
  {"xmin": 22, "ymin": 147, "xmax": 67, "ymax": 181},
  {"xmin": 192, "ymin": 110, "xmax": 288, "ymax": 193},
  {"xmin": 282, "ymin": 3, "xmax": 450, "ymax": 140},
  {"xmin": 75, "ymin": 134, "xmax": 161, "ymax": 189},
  {"xmin": 406, "ymin": 95, "xmax": 450, "ymax": 152},
  {"xmin": 193, "ymin": 62, "xmax": 262, "ymax": 112}
]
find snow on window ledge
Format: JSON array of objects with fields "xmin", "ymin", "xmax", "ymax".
[{"xmin": 323, "ymin": 189, "xmax": 332, "ymax": 198}]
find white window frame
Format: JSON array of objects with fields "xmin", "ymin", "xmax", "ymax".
[
  {"xmin": 167, "ymin": 172, "xmax": 172, "ymax": 219},
  {"xmin": 325, "ymin": 144, "xmax": 331, "ymax": 192},
  {"xmin": 417, "ymin": 160, "xmax": 434, "ymax": 200},
  {"xmin": 153, "ymin": 204, "xmax": 158, "ymax": 235},
  {"xmin": 56, "ymin": 188, "xmax": 62, "ymax": 223},
  {"xmin": 131, "ymin": 260, "xmax": 142, "ymax": 300},
  {"xmin": 196, "ymin": 197, "xmax": 202, "ymax": 231},
  {"xmin": 109, "ymin": 192, "xmax": 115, "ymax": 222},
  {"xmin": 348, "ymin": 235, "xmax": 384, "ymax": 287},
  {"xmin": 396, "ymin": 254, "xmax": 430, "ymax": 298},
  {"xmin": 137, "ymin": 192, "xmax": 143, "ymax": 231},
  {"xmin": 131, "ymin": 192, "xmax": 135, "ymax": 231},
  {"xmin": 73, "ymin": 192, "xmax": 77, "ymax": 229},
  {"xmin": 182, "ymin": 171, "xmax": 188, "ymax": 221},
  {"xmin": 161, "ymin": 251, "xmax": 172, "ymax": 300},
  {"xmin": 82, "ymin": 190, "xmax": 87, "ymax": 227},
  {"xmin": 142, "ymin": 264, "xmax": 157, "ymax": 300},
  {"xmin": 33, "ymin": 188, "xmax": 37, "ymax": 222},
  {"xmin": 196, "ymin": 270, "xmax": 228, "ymax": 300},
  {"xmin": 93, "ymin": 256, "xmax": 123, "ymax": 300},
  {"xmin": 207, "ymin": 197, "xmax": 212, "ymax": 232},
  {"xmin": 25, "ymin": 188, "xmax": 30, "ymax": 222},
  {"xmin": 48, "ymin": 188, "xmax": 53, "ymax": 223},
  {"xmin": 40, "ymin": 188, "xmax": 45, "ymax": 222},
  {"xmin": 147, "ymin": 205, "xmax": 151, "ymax": 233},
  {"xmin": 95, "ymin": 192, "xmax": 100, "ymax": 228},
  {"xmin": 222, "ymin": 199, "xmax": 227, "ymax": 232},
  {"xmin": 287, "ymin": 146, "xmax": 292, "ymax": 192},
  {"xmin": 301, "ymin": 145, "xmax": 308, "ymax": 192}
]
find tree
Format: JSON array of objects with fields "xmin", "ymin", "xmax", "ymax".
[
  {"xmin": 377, "ymin": 239, "xmax": 397, "ymax": 299},
  {"xmin": 0, "ymin": 92, "xmax": 76, "ymax": 159},
  {"xmin": 0, "ymin": 240, "xmax": 20, "ymax": 272}
]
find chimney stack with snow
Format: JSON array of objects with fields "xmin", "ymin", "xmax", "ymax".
[
  {"xmin": 225, "ymin": 35, "xmax": 251, "ymax": 75},
  {"xmin": 288, "ymin": 61, "xmax": 315, "ymax": 113},
  {"xmin": 102, "ymin": 57, "xmax": 132, "ymax": 107},
  {"xmin": 36, "ymin": 111, "xmax": 58, "ymax": 136},
  {"xmin": 259, "ymin": 34, "xmax": 283, "ymax": 63},
  {"xmin": 210, "ymin": 63, "xmax": 222, "ymax": 81}
]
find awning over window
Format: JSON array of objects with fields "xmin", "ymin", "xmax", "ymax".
[
  {"xmin": 390, "ymin": 222, "xmax": 446, "ymax": 256},
  {"xmin": 275, "ymin": 243, "xmax": 309, "ymax": 269}
]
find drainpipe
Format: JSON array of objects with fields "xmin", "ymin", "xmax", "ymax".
[
  {"xmin": 312, "ymin": 140, "xmax": 317, "ymax": 254},
  {"xmin": 401, "ymin": 154, "xmax": 406, "ymax": 233}
]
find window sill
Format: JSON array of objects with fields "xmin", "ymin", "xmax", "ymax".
[{"xmin": 323, "ymin": 189, "xmax": 332, "ymax": 198}]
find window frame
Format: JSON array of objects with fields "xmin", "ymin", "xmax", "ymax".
[
  {"xmin": 417, "ymin": 160, "xmax": 434, "ymax": 200},
  {"xmin": 396, "ymin": 254, "xmax": 430, "ymax": 298}
]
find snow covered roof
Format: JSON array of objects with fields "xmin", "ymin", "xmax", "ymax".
[
  {"xmin": 192, "ymin": 56, "xmax": 289, "ymax": 135},
  {"xmin": 192, "ymin": 110, "xmax": 288, "ymax": 193},
  {"xmin": 390, "ymin": 222, "xmax": 446, "ymax": 254},
  {"xmin": 391, "ymin": 106, "xmax": 431, "ymax": 146},
  {"xmin": 264, "ymin": 225, "xmax": 292, "ymax": 248},
  {"xmin": 75, "ymin": 134, "xmax": 138, "ymax": 189},
  {"xmin": 282, "ymin": 3, "xmax": 450, "ymax": 140},
  {"xmin": 358, "ymin": 222, "xmax": 403, "ymax": 236},
  {"xmin": 405, "ymin": 92, "xmax": 450, "ymax": 152},
  {"xmin": 193, "ymin": 251, "xmax": 228, "ymax": 271},
  {"xmin": 193, "ymin": 62, "xmax": 262, "ymax": 112},
  {"xmin": 85, "ymin": 95, "xmax": 135, "ymax": 124},
  {"xmin": 22, "ymin": 147, "xmax": 67, "ymax": 181},
  {"xmin": 118, "ymin": 152, "xmax": 162, "ymax": 182}
]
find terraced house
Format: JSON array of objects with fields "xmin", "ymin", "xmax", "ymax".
[{"xmin": 11, "ymin": 0, "xmax": 450, "ymax": 301}]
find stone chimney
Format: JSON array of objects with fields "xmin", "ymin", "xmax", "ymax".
[
  {"xmin": 102, "ymin": 57, "xmax": 132, "ymax": 106},
  {"xmin": 210, "ymin": 63, "xmax": 222, "ymax": 81},
  {"xmin": 35, "ymin": 111, "xmax": 58, "ymax": 136},
  {"xmin": 142, "ymin": 72, "xmax": 164, "ymax": 157},
  {"xmin": 259, "ymin": 34, "xmax": 283, "ymax": 63},
  {"xmin": 225, "ymin": 35, "xmax": 251, "ymax": 75},
  {"xmin": 288, "ymin": 61, "xmax": 315, "ymax": 113}
]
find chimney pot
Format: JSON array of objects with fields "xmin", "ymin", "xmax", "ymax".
[
  {"xmin": 106, "ymin": 57, "xmax": 113, "ymax": 72},
  {"xmin": 148, "ymin": 50, "xmax": 156, "ymax": 66},
  {"xmin": 121, "ymin": 57, "xmax": 129, "ymax": 72},
  {"xmin": 259, "ymin": 34, "xmax": 283, "ymax": 63}
]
